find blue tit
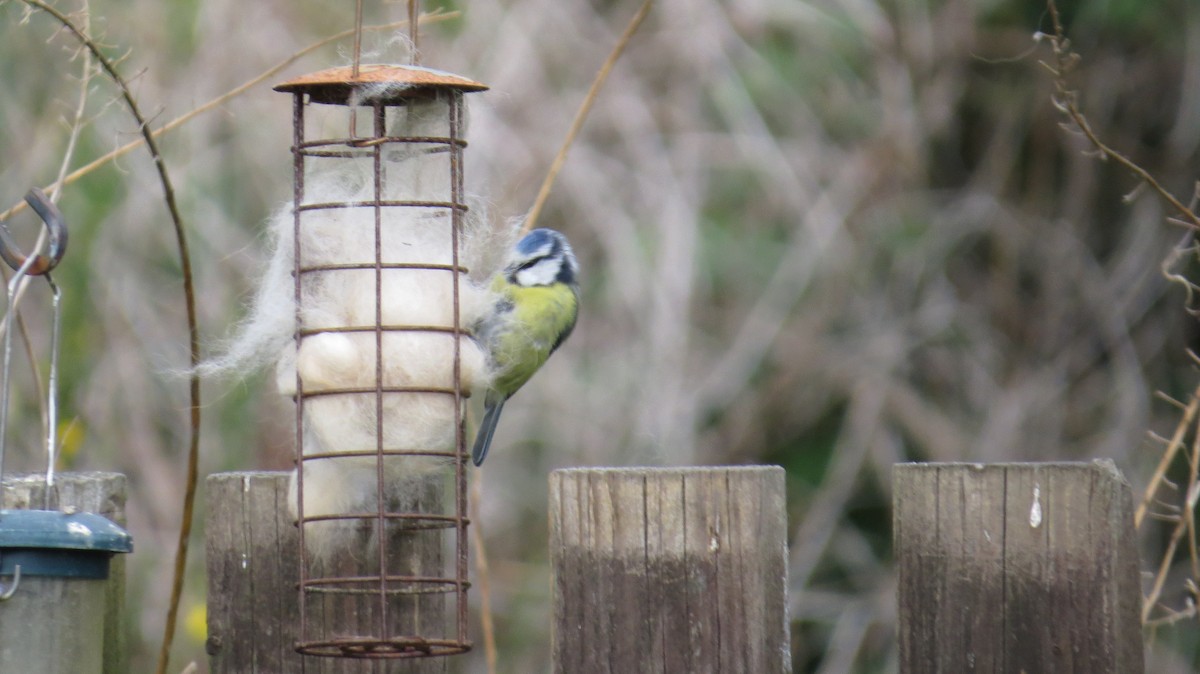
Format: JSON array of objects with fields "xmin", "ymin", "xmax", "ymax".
[{"xmin": 471, "ymin": 228, "xmax": 580, "ymax": 466}]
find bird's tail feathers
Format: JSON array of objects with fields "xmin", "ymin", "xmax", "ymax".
[{"xmin": 471, "ymin": 399, "xmax": 506, "ymax": 466}]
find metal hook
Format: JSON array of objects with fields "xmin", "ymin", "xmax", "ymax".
[
  {"xmin": 0, "ymin": 188, "xmax": 68, "ymax": 276},
  {"xmin": 0, "ymin": 564, "xmax": 20, "ymax": 601},
  {"xmin": 43, "ymin": 275, "xmax": 61, "ymax": 509},
  {"xmin": 0, "ymin": 253, "xmax": 39, "ymax": 508},
  {"xmin": 0, "ymin": 187, "xmax": 69, "ymax": 508}
]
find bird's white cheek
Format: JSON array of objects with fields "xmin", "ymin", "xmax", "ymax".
[{"xmin": 514, "ymin": 259, "xmax": 559, "ymax": 287}]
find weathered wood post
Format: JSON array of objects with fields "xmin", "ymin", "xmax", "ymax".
[
  {"xmin": 206, "ymin": 471, "xmax": 446, "ymax": 673},
  {"xmin": 894, "ymin": 461, "xmax": 1144, "ymax": 673},
  {"xmin": 549, "ymin": 466, "xmax": 790, "ymax": 674},
  {"xmin": 0, "ymin": 472, "xmax": 131, "ymax": 674}
]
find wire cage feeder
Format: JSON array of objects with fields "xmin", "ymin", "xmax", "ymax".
[{"xmin": 275, "ymin": 64, "xmax": 487, "ymax": 659}]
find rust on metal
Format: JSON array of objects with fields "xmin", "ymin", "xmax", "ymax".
[
  {"xmin": 0, "ymin": 188, "xmax": 68, "ymax": 277},
  {"xmin": 297, "ymin": 199, "xmax": 467, "ymax": 212},
  {"xmin": 275, "ymin": 64, "xmax": 488, "ymax": 105}
]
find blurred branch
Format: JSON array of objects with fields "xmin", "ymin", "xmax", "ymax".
[
  {"xmin": 34, "ymin": 0, "xmax": 91, "ymax": 455},
  {"xmin": 522, "ymin": 0, "xmax": 653, "ymax": 235},
  {"xmin": 47, "ymin": 1, "xmax": 92, "ymax": 206},
  {"xmin": 697, "ymin": 155, "xmax": 872, "ymax": 414},
  {"xmin": 1161, "ymin": 186, "xmax": 1200, "ymax": 317},
  {"xmin": 0, "ymin": 10, "xmax": 459, "ymax": 224},
  {"xmin": 789, "ymin": 380, "xmax": 884, "ymax": 599},
  {"xmin": 469, "ymin": 470, "xmax": 497, "ymax": 674},
  {"xmin": 16, "ymin": 3, "xmax": 199, "ymax": 674}
]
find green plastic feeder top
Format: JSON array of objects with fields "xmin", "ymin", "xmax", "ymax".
[{"xmin": 0, "ymin": 509, "xmax": 132, "ymax": 579}]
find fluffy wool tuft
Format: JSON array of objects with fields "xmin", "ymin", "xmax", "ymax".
[{"xmin": 202, "ymin": 98, "xmax": 516, "ymax": 562}]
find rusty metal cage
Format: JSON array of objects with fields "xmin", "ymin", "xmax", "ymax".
[{"xmin": 275, "ymin": 64, "xmax": 487, "ymax": 660}]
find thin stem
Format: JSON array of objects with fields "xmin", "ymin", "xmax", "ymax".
[
  {"xmin": 1145, "ymin": 506, "xmax": 1190, "ymax": 622},
  {"xmin": 522, "ymin": 0, "xmax": 653, "ymax": 235},
  {"xmin": 1186, "ymin": 417, "xmax": 1200, "ymax": 587},
  {"xmin": 1044, "ymin": 0, "xmax": 1200, "ymax": 229},
  {"xmin": 470, "ymin": 470, "xmax": 497, "ymax": 674},
  {"xmin": 352, "ymin": 0, "xmax": 363, "ymax": 78},
  {"xmin": 1135, "ymin": 382, "xmax": 1200, "ymax": 528},
  {"xmin": 408, "ymin": 0, "xmax": 420, "ymax": 64}
]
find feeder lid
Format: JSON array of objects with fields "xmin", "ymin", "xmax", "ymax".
[
  {"xmin": 0, "ymin": 509, "xmax": 132, "ymax": 554},
  {"xmin": 274, "ymin": 64, "xmax": 488, "ymax": 105}
]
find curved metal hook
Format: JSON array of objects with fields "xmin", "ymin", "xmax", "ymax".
[
  {"xmin": 0, "ymin": 564, "xmax": 21, "ymax": 601},
  {"xmin": 0, "ymin": 188, "xmax": 68, "ymax": 276}
]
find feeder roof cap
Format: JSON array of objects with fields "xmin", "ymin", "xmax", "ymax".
[
  {"xmin": 0, "ymin": 509, "xmax": 133, "ymax": 554},
  {"xmin": 274, "ymin": 64, "xmax": 488, "ymax": 104}
]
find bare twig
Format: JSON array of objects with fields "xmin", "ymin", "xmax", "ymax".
[
  {"xmin": 1144, "ymin": 599, "xmax": 1197, "ymax": 627},
  {"xmin": 1162, "ymin": 231, "xmax": 1200, "ymax": 311},
  {"xmin": 1185, "ymin": 417, "xmax": 1200, "ymax": 588},
  {"xmin": 522, "ymin": 0, "xmax": 653, "ymax": 235},
  {"xmin": 1144, "ymin": 441, "xmax": 1200, "ymax": 621},
  {"xmin": 0, "ymin": 11, "xmax": 458, "ymax": 224},
  {"xmin": 1155, "ymin": 390, "xmax": 1189, "ymax": 412},
  {"xmin": 1145, "ymin": 499, "xmax": 1190, "ymax": 621},
  {"xmin": 1042, "ymin": 0, "xmax": 1200, "ymax": 230},
  {"xmin": 17, "ymin": 4, "xmax": 199, "ymax": 673},
  {"xmin": 48, "ymin": 1, "xmax": 93, "ymax": 206},
  {"xmin": 1135, "ymin": 382, "xmax": 1200, "ymax": 528}
]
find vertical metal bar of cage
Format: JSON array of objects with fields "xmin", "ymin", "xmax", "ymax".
[
  {"xmin": 448, "ymin": 90, "xmax": 470, "ymax": 644},
  {"xmin": 290, "ymin": 92, "xmax": 310, "ymax": 663},
  {"xmin": 371, "ymin": 100, "xmax": 391, "ymax": 640}
]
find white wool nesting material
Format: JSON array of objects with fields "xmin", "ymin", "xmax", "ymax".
[{"xmin": 206, "ymin": 99, "xmax": 513, "ymax": 561}]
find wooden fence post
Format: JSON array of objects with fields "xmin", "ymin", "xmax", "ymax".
[
  {"xmin": 894, "ymin": 461, "xmax": 1144, "ymax": 673},
  {"xmin": 206, "ymin": 471, "xmax": 446, "ymax": 673},
  {"xmin": 0, "ymin": 472, "xmax": 129, "ymax": 674},
  {"xmin": 549, "ymin": 466, "xmax": 790, "ymax": 674}
]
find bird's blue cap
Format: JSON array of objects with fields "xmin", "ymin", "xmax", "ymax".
[{"xmin": 517, "ymin": 228, "xmax": 563, "ymax": 256}]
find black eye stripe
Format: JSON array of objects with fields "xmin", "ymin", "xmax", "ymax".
[{"xmin": 516, "ymin": 255, "xmax": 549, "ymax": 271}]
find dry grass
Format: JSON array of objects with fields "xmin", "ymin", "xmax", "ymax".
[{"xmin": 3, "ymin": 0, "xmax": 1200, "ymax": 671}]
